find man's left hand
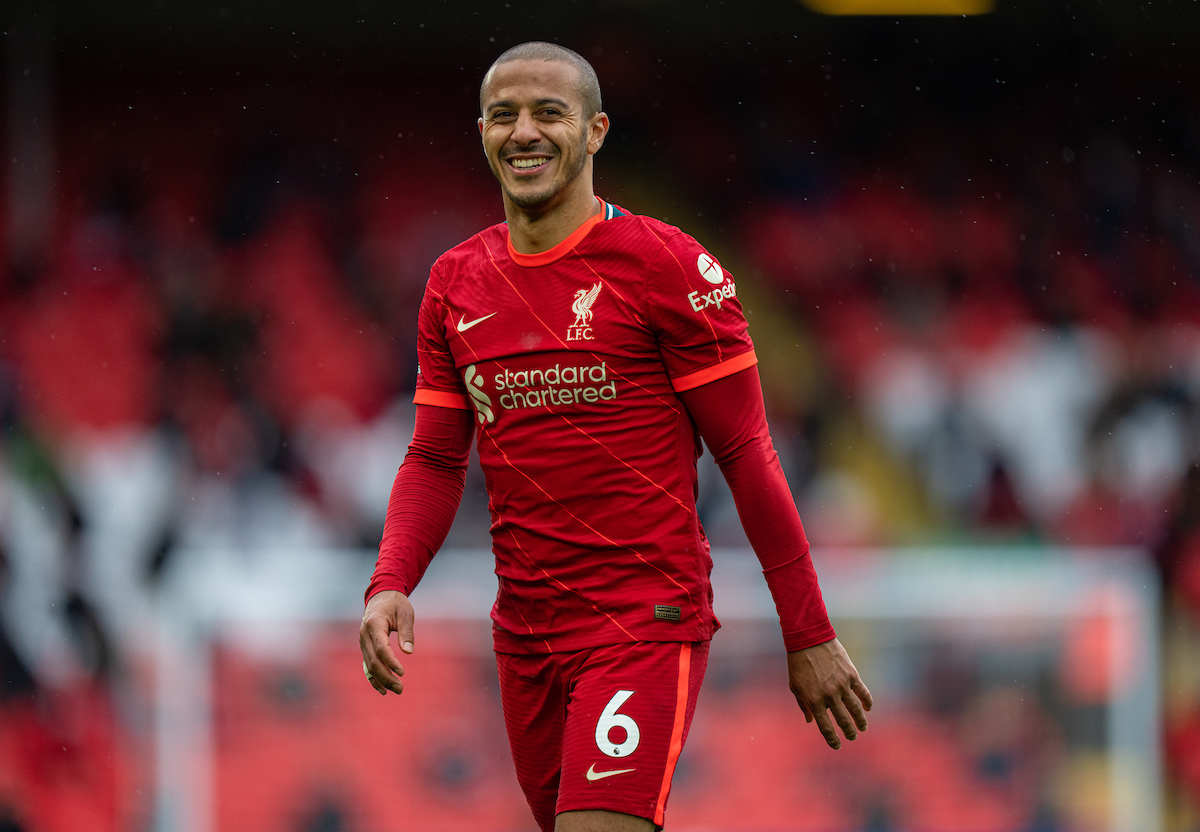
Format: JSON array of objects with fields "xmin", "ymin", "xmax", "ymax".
[{"xmin": 787, "ymin": 637, "xmax": 873, "ymax": 750}]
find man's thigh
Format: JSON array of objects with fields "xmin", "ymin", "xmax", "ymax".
[
  {"xmin": 497, "ymin": 648, "xmax": 577, "ymax": 832},
  {"xmin": 555, "ymin": 809, "xmax": 653, "ymax": 832},
  {"xmin": 498, "ymin": 641, "xmax": 709, "ymax": 831}
]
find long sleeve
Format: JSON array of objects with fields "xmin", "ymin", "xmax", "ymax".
[
  {"xmin": 678, "ymin": 366, "xmax": 836, "ymax": 651},
  {"xmin": 364, "ymin": 403, "xmax": 475, "ymax": 603}
]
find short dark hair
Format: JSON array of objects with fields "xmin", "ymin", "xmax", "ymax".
[{"xmin": 480, "ymin": 41, "xmax": 602, "ymax": 118}]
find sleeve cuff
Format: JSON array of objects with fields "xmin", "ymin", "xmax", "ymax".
[
  {"xmin": 669, "ymin": 349, "xmax": 758, "ymax": 393},
  {"xmin": 782, "ymin": 623, "xmax": 838, "ymax": 653},
  {"xmin": 414, "ymin": 388, "xmax": 471, "ymax": 410},
  {"xmin": 364, "ymin": 574, "xmax": 413, "ymax": 606}
]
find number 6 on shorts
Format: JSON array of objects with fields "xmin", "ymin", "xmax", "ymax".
[{"xmin": 595, "ymin": 689, "xmax": 640, "ymax": 758}]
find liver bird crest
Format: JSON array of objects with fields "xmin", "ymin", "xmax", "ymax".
[{"xmin": 571, "ymin": 282, "xmax": 602, "ymax": 328}]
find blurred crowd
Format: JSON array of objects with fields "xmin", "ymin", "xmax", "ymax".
[{"xmin": 0, "ymin": 30, "xmax": 1199, "ymax": 831}]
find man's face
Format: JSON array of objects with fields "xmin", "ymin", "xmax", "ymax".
[{"xmin": 478, "ymin": 59, "xmax": 607, "ymax": 213}]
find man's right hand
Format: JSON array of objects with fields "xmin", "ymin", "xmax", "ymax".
[{"xmin": 359, "ymin": 590, "xmax": 415, "ymax": 696}]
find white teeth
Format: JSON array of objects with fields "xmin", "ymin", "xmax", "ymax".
[{"xmin": 511, "ymin": 158, "xmax": 548, "ymax": 169}]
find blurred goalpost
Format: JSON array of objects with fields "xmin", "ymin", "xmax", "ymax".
[{"xmin": 153, "ymin": 546, "xmax": 1161, "ymax": 832}]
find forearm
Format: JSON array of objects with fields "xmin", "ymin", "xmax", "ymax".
[
  {"xmin": 679, "ymin": 367, "xmax": 835, "ymax": 651},
  {"xmin": 365, "ymin": 404, "xmax": 474, "ymax": 602},
  {"xmin": 715, "ymin": 432, "xmax": 835, "ymax": 650}
]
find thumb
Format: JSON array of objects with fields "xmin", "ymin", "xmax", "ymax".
[{"xmin": 397, "ymin": 612, "xmax": 415, "ymax": 655}]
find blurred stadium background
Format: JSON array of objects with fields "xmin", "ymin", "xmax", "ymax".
[{"xmin": 1, "ymin": 1, "xmax": 1198, "ymax": 830}]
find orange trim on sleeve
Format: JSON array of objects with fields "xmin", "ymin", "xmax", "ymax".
[
  {"xmin": 669, "ymin": 349, "xmax": 758, "ymax": 393},
  {"xmin": 654, "ymin": 642, "xmax": 692, "ymax": 828},
  {"xmin": 507, "ymin": 198, "xmax": 607, "ymax": 267},
  {"xmin": 413, "ymin": 388, "xmax": 471, "ymax": 410}
]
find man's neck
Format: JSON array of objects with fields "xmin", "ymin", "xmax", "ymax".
[{"xmin": 505, "ymin": 186, "xmax": 602, "ymax": 255}]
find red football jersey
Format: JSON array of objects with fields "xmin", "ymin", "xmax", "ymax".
[{"xmin": 413, "ymin": 200, "xmax": 757, "ymax": 654}]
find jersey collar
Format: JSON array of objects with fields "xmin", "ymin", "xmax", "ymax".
[{"xmin": 506, "ymin": 197, "xmax": 620, "ymax": 267}]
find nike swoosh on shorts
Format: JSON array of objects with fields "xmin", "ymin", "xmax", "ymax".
[
  {"xmin": 457, "ymin": 312, "xmax": 498, "ymax": 332},
  {"xmin": 585, "ymin": 763, "xmax": 636, "ymax": 781}
]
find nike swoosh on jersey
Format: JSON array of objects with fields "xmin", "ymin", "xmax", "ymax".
[
  {"xmin": 457, "ymin": 312, "xmax": 498, "ymax": 332},
  {"xmin": 585, "ymin": 763, "xmax": 636, "ymax": 781}
]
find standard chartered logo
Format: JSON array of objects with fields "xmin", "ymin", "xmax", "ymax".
[
  {"xmin": 495, "ymin": 361, "xmax": 618, "ymax": 411},
  {"xmin": 465, "ymin": 361, "xmax": 621, "ymax": 420},
  {"xmin": 463, "ymin": 365, "xmax": 494, "ymax": 424}
]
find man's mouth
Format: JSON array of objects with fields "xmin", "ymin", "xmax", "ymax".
[{"xmin": 507, "ymin": 156, "xmax": 551, "ymax": 171}]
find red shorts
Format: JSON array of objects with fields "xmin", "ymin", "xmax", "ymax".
[{"xmin": 496, "ymin": 641, "xmax": 709, "ymax": 832}]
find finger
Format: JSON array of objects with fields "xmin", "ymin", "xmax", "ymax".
[
  {"xmin": 396, "ymin": 615, "xmax": 415, "ymax": 655},
  {"xmin": 358, "ymin": 633, "xmax": 393, "ymax": 696},
  {"xmin": 360, "ymin": 659, "xmax": 389, "ymax": 697},
  {"xmin": 360, "ymin": 620, "xmax": 405, "ymax": 695},
  {"xmin": 852, "ymin": 677, "xmax": 874, "ymax": 712},
  {"xmin": 795, "ymin": 695, "xmax": 814, "ymax": 724},
  {"xmin": 370, "ymin": 673, "xmax": 394, "ymax": 696},
  {"xmin": 844, "ymin": 688, "xmax": 869, "ymax": 732},
  {"xmin": 812, "ymin": 708, "xmax": 842, "ymax": 750},
  {"xmin": 370, "ymin": 625, "xmax": 406, "ymax": 677},
  {"xmin": 359, "ymin": 647, "xmax": 398, "ymax": 695},
  {"xmin": 369, "ymin": 638, "xmax": 406, "ymax": 695},
  {"xmin": 829, "ymin": 700, "xmax": 859, "ymax": 742},
  {"xmin": 366, "ymin": 658, "xmax": 403, "ymax": 695}
]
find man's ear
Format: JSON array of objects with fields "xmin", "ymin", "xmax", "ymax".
[{"xmin": 587, "ymin": 112, "xmax": 610, "ymax": 155}]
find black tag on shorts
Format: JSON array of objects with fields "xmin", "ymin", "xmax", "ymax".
[{"xmin": 653, "ymin": 605, "xmax": 682, "ymax": 621}]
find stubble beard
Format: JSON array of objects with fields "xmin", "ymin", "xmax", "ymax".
[{"xmin": 496, "ymin": 130, "xmax": 589, "ymax": 212}]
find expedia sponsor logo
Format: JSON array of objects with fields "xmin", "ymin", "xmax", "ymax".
[
  {"xmin": 493, "ymin": 362, "xmax": 618, "ymax": 411},
  {"xmin": 697, "ymin": 253, "xmax": 724, "ymax": 284},
  {"xmin": 464, "ymin": 365, "xmax": 494, "ymax": 424},
  {"xmin": 688, "ymin": 279, "xmax": 737, "ymax": 312}
]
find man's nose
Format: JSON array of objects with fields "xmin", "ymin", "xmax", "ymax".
[{"xmin": 511, "ymin": 111, "xmax": 541, "ymax": 145}]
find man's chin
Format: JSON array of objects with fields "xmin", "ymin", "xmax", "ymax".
[{"xmin": 503, "ymin": 184, "xmax": 559, "ymax": 212}]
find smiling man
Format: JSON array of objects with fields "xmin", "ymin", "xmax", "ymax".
[
  {"xmin": 479, "ymin": 51, "xmax": 601, "ymax": 218},
  {"xmin": 359, "ymin": 42, "xmax": 872, "ymax": 832}
]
